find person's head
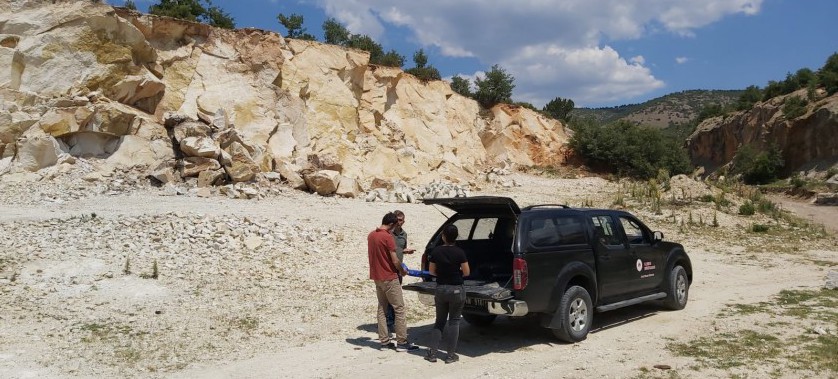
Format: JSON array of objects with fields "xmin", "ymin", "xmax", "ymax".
[
  {"xmin": 441, "ymin": 224, "xmax": 458, "ymax": 243},
  {"xmin": 393, "ymin": 210, "xmax": 405, "ymax": 229},
  {"xmin": 381, "ymin": 212, "xmax": 398, "ymax": 229}
]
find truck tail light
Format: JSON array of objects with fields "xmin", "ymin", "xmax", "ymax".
[{"xmin": 513, "ymin": 258, "xmax": 528, "ymax": 290}]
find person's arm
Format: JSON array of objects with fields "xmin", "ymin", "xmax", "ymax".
[
  {"xmin": 390, "ymin": 249, "xmax": 407, "ymax": 276},
  {"xmin": 429, "ymin": 262, "xmax": 437, "ymax": 276},
  {"xmin": 460, "ymin": 262, "xmax": 470, "ymax": 277}
]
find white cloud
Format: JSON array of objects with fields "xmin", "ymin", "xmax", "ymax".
[
  {"xmin": 316, "ymin": 0, "xmax": 763, "ymax": 106},
  {"xmin": 675, "ymin": 56, "xmax": 689, "ymax": 64},
  {"xmin": 501, "ymin": 44, "xmax": 664, "ymax": 106}
]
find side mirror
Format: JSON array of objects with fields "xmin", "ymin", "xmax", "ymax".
[{"xmin": 653, "ymin": 231, "xmax": 664, "ymax": 242}]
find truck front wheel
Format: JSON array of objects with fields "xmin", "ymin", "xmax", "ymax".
[
  {"xmin": 551, "ymin": 286, "xmax": 593, "ymax": 343},
  {"xmin": 663, "ymin": 265, "xmax": 689, "ymax": 310}
]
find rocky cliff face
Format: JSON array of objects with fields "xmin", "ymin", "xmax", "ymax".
[
  {"xmin": 0, "ymin": 0, "xmax": 569, "ymax": 194},
  {"xmin": 686, "ymin": 89, "xmax": 838, "ymax": 175}
]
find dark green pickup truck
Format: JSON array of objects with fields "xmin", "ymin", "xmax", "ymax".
[{"xmin": 403, "ymin": 196, "xmax": 692, "ymax": 342}]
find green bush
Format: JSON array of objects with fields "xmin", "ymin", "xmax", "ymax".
[
  {"xmin": 731, "ymin": 144, "xmax": 784, "ymax": 185},
  {"xmin": 404, "ymin": 49, "xmax": 440, "ymax": 80},
  {"xmin": 782, "ymin": 96, "xmax": 808, "ymax": 119},
  {"xmin": 543, "ymin": 97, "xmax": 575, "ymax": 122},
  {"xmin": 149, "ymin": 0, "xmax": 235, "ymax": 29},
  {"xmin": 277, "ymin": 13, "xmax": 317, "ymax": 40},
  {"xmin": 568, "ymin": 119, "xmax": 692, "ymax": 179},
  {"xmin": 818, "ymin": 52, "xmax": 838, "ymax": 95},
  {"xmin": 474, "ymin": 64, "xmax": 514, "ymax": 108},
  {"xmin": 736, "ymin": 85, "xmax": 762, "ymax": 111},
  {"xmin": 699, "ymin": 194, "xmax": 715, "ymax": 203},
  {"xmin": 450, "ymin": 75, "xmax": 472, "ymax": 97},
  {"xmin": 739, "ymin": 201, "xmax": 756, "ymax": 215},
  {"xmin": 756, "ymin": 199, "xmax": 777, "ymax": 214},
  {"xmin": 751, "ymin": 224, "xmax": 770, "ymax": 233},
  {"xmin": 790, "ymin": 174, "xmax": 806, "ymax": 189},
  {"xmin": 319, "ymin": 19, "xmax": 403, "ymax": 67}
]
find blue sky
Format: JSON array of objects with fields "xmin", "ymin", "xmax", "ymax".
[{"xmin": 116, "ymin": 0, "xmax": 838, "ymax": 108}]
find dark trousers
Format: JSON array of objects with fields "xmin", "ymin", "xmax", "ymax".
[
  {"xmin": 428, "ymin": 284, "xmax": 465, "ymax": 357},
  {"xmin": 385, "ymin": 273, "xmax": 403, "ymax": 333}
]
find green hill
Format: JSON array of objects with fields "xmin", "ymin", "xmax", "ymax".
[{"xmin": 570, "ymin": 89, "xmax": 743, "ymax": 128}]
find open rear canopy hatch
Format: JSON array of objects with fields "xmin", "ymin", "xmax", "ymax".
[{"xmin": 423, "ymin": 196, "xmax": 521, "ymax": 217}]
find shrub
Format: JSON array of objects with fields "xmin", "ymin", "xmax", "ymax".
[
  {"xmin": 474, "ymin": 64, "xmax": 514, "ymax": 108},
  {"xmin": 322, "ymin": 18, "xmax": 350, "ymax": 45},
  {"xmin": 782, "ymin": 96, "xmax": 808, "ymax": 119},
  {"xmin": 736, "ymin": 85, "xmax": 762, "ymax": 111},
  {"xmin": 378, "ymin": 49, "xmax": 405, "ymax": 68},
  {"xmin": 568, "ymin": 119, "xmax": 692, "ymax": 179},
  {"xmin": 818, "ymin": 52, "xmax": 838, "ymax": 95},
  {"xmin": 405, "ymin": 51, "xmax": 440, "ymax": 81},
  {"xmin": 543, "ymin": 97, "xmax": 575, "ymax": 122},
  {"xmin": 696, "ymin": 103, "xmax": 727, "ymax": 123},
  {"xmin": 150, "ymin": 0, "xmax": 235, "ymax": 29},
  {"xmin": 277, "ymin": 13, "xmax": 316, "ymax": 40},
  {"xmin": 790, "ymin": 174, "xmax": 806, "ymax": 189},
  {"xmin": 751, "ymin": 224, "xmax": 770, "ymax": 233},
  {"xmin": 699, "ymin": 194, "xmax": 715, "ymax": 203},
  {"xmin": 756, "ymin": 199, "xmax": 777, "ymax": 214},
  {"xmin": 739, "ymin": 201, "xmax": 756, "ymax": 215},
  {"xmin": 731, "ymin": 144, "xmax": 784, "ymax": 185},
  {"xmin": 450, "ymin": 75, "xmax": 472, "ymax": 97}
]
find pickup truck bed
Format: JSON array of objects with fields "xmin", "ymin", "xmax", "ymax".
[{"xmin": 402, "ymin": 280, "xmax": 513, "ymax": 301}]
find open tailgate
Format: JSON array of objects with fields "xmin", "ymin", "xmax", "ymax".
[{"xmin": 403, "ymin": 280, "xmax": 513, "ymax": 301}]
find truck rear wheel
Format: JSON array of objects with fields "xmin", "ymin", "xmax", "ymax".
[
  {"xmin": 463, "ymin": 314, "xmax": 497, "ymax": 327},
  {"xmin": 551, "ymin": 286, "xmax": 593, "ymax": 343},
  {"xmin": 663, "ymin": 265, "xmax": 689, "ymax": 310}
]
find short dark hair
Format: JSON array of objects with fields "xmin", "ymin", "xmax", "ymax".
[
  {"xmin": 393, "ymin": 210, "xmax": 405, "ymax": 218},
  {"xmin": 382, "ymin": 212, "xmax": 398, "ymax": 226},
  {"xmin": 442, "ymin": 224, "xmax": 458, "ymax": 242}
]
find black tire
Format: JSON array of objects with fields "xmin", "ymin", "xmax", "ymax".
[
  {"xmin": 462, "ymin": 313, "xmax": 497, "ymax": 327},
  {"xmin": 550, "ymin": 286, "xmax": 593, "ymax": 343},
  {"xmin": 663, "ymin": 265, "xmax": 689, "ymax": 310}
]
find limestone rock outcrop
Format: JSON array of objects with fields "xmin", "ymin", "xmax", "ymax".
[
  {"xmin": 0, "ymin": 0, "xmax": 571, "ymax": 194},
  {"xmin": 687, "ymin": 89, "xmax": 838, "ymax": 175}
]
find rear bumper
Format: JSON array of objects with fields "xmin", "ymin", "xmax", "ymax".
[{"xmin": 416, "ymin": 293, "xmax": 529, "ymax": 317}]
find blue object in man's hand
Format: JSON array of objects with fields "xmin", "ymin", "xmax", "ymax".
[{"xmin": 402, "ymin": 263, "xmax": 431, "ymax": 277}]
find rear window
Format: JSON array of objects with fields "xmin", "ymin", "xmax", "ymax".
[{"xmin": 525, "ymin": 215, "xmax": 586, "ymax": 248}]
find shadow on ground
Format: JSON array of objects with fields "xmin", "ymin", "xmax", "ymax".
[{"xmin": 347, "ymin": 304, "xmax": 663, "ymax": 358}]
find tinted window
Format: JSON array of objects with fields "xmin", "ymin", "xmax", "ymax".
[
  {"xmin": 451, "ymin": 218, "xmax": 474, "ymax": 240},
  {"xmin": 450, "ymin": 217, "xmax": 502, "ymax": 241},
  {"xmin": 527, "ymin": 215, "xmax": 585, "ymax": 248},
  {"xmin": 619, "ymin": 216, "xmax": 649, "ymax": 244},
  {"xmin": 590, "ymin": 215, "xmax": 623, "ymax": 246},
  {"xmin": 472, "ymin": 218, "xmax": 498, "ymax": 240}
]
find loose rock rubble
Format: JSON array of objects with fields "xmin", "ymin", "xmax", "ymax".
[{"xmin": 364, "ymin": 180, "xmax": 470, "ymax": 203}]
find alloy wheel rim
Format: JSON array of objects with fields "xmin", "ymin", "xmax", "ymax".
[{"xmin": 569, "ymin": 298, "xmax": 588, "ymax": 331}]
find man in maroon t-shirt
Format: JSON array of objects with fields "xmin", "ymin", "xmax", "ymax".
[{"xmin": 368, "ymin": 212, "xmax": 417, "ymax": 352}]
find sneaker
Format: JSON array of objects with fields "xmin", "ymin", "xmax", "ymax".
[
  {"xmin": 380, "ymin": 341, "xmax": 396, "ymax": 351},
  {"xmin": 395, "ymin": 342, "xmax": 419, "ymax": 352},
  {"xmin": 424, "ymin": 350, "xmax": 437, "ymax": 363},
  {"xmin": 443, "ymin": 354, "xmax": 459, "ymax": 364}
]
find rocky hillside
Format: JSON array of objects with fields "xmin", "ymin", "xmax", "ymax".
[
  {"xmin": 686, "ymin": 89, "xmax": 838, "ymax": 175},
  {"xmin": 0, "ymin": 0, "xmax": 569, "ymax": 197},
  {"xmin": 571, "ymin": 90, "xmax": 742, "ymax": 128}
]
